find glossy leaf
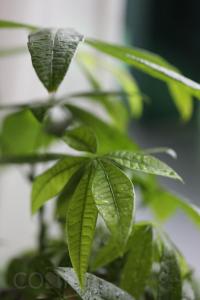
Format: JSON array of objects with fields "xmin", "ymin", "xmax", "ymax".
[
  {"xmin": 66, "ymin": 104, "xmax": 138, "ymax": 153},
  {"xmin": 86, "ymin": 39, "xmax": 200, "ymax": 99},
  {"xmin": 120, "ymin": 224, "xmax": 153, "ymax": 298},
  {"xmin": 92, "ymin": 160, "xmax": 134, "ymax": 251},
  {"xmin": 107, "ymin": 151, "xmax": 182, "ymax": 181},
  {"xmin": 66, "ymin": 166, "xmax": 98, "ymax": 287},
  {"xmin": 28, "ymin": 28, "xmax": 83, "ymax": 92},
  {"xmin": 56, "ymin": 267, "xmax": 134, "ymax": 300},
  {"xmin": 62, "ymin": 125, "xmax": 97, "ymax": 153},
  {"xmin": 158, "ymin": 241, "xmax": 182, "ymax": 300},
  {"xmin": 0, "ymin": 19, "xmax": 37, "ymax": 31},
  {"xmin": 32, "ymin": 156, "xmax": 88, "ymax": 213}
]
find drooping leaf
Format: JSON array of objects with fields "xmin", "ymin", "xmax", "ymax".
[
  {"xmin": 0, "ymin": 109, "xmax": 52, "ymax": 155},
  {"xmin": 0, "ymin": 153, "xmax": 64, "ymax": 164},
  {"xmin": 144, "ymin": 187, "xmax": 200, "ymax": 226},
  {"xmin": 107, "ymin": 151, "xmax": 182, "ymax": 181},
  {"xmin": 169, "ymin": 83, "xmax": 193, "ymax": 121},
  {"xmin": 0, "ymin": 19, "xmax": 37, "ymax": 31},
  {"xmin": 62, "ymin": 125, "xmax": 97, "ymax": 153},
  {"xmin": 31, "ymin": 156, "xmax": 88, "ymax": 213},
  {"xmin": 120, "ymin": 224, "xmax": 153, "ymax": 298},
  {"xmin": 66, "ymin": 104, "xmax": 138, "ymax": 153},
  {"xmin": 77, "ymin": 53, "xmax": 130, "ymax": 130},
  {"xmin": 92, "ymin": 160, "xmax": 134, "ymax": 252},
  {"xmin": 66, "ymin": 165, "xmax": 98, "ymax": 287},
  {"xmin": 86, "ymin": 39, "xmax": 200, "ymax": 99},
  {"xmin": 157, "ymin": 240, "xmax": 182, "ymax": 300},
  {"xmin": 78, "ymin": 51, "xmax": 142, "ymax": 118},
  {"xmin": 107, "ymin": 65, "xmax": 143, "ymax": 118},
  {"xmin": 56, "ymin": 267, "xmax": 134, "ymax": 300},
  {"xmin": 28, "ymin": 28, "xmax": 83, "ymax": 92}
]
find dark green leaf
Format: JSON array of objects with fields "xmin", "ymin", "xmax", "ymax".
[
  {"xmin": 107, "ymin": 151, "xmax": 182, "ymax": 181},
  {"xmin": 66, "ymin": 165, "xmax": 98, "ymax": 287},
  {"xmin": 31, "ymin": 156, "xmax": 88, "ymax": 213},
  {"xmin": 157, "ymin": 240, "xmax": 182, "ymax": 300},
  {"xmin": 86, "ymin": 39, "xmax": 200, "ymax": 99},
  {"xmin": 92, "ymin": 160, "xmax": 134, "ymax": 252},
  {"xmin": 28, "ymin": 28, "xmax": 83, "ymax": 92},
  {"xmin": 56, "ymin": 267, "xmax": 134, "ymax": 300},
  {"xmin": 120, "ymin": 224, "xmax": 153, "ymax": 298},
  {"xmin": 0, "ymin": 19, "xmax": 37, "ymax": 31},
  {"xmin": 62, "ymin": 125, "xmax": 97, "ymax": 153}
]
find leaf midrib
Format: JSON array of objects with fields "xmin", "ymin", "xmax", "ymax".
[{"xmin": 99, "ymin": 160, "xmax": 121, "ymax": 228}]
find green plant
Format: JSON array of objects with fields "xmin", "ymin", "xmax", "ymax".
[{"xmin": 0, "ymin": 19, "xmax": 200, "ymax": 300}]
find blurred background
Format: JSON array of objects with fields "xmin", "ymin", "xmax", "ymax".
[{"xmin": 0, "ymin": 0, "xmax": 199, "ymax": 274}]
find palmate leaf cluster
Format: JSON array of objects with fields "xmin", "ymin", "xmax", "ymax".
[{"xmin": 0, "ymin": 20, "xmax": 200, "ymax": 299}]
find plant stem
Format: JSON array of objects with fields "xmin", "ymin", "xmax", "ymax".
[{"xmin": 38, "ymin": 206, "xmax": 47, "ymax": 253}]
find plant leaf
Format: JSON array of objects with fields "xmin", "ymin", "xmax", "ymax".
[
  {"xmin": 55, "ymin": 167, "xmax": 84, "ymax": 220},
  {"xmin": 62, "ymin": 125, "xmax": 97, "ymax": 153},
  {"xmin": 120, "ymin": 224, "xmax": 153, "ymax": 298},
  {"xmin": 0, "ymin": 109, "xmax": 52, "ymax": 155},
  {"xmin": 66, "ymin": 165, "xmax": 98, "ymax": 287},
  {"xmin": 78, "ymin": 52, "xmax": 142, "ymax": 118},
  {"xmin": 56, "ymin": 267, "xmax": 134, "ymax": 300},
  {"xmin": 107, "ymin": 151, "xmax": 182, "ymax": 181},
  {"xmin": 92, "ymin": 160, "xmax": 134, "ymax": 252},
  {"xmin": 66, "ymin": 104, "xmax": 138, "ymax": 153},
  {"xmin": 31, "ymin": 156, "xmax": 88, "ymax": 213},
  {"xmin": 169, "ymin": 83, "xmax": 193, "ymax": 121},
  {"xmin": 86, "ymin": 39, "xmax": 200, "ymax": 99},
  {"xmin": 144, "ymin": 187, "xmax": 200, "ymax": 226},
  {"xmin": 28, "ymin": 28, "xmax": 83, "ymax": 92},
  {"xmin": 0, "ymin": 153, "xmax": 64, "ymax": 164},
  {"xmin": 0, "ymin": 19, "xmax": 37, "ymax": 31},
  {"xmin": 157, "ymin": 240, "xmax": 182, "ymax": 300}
]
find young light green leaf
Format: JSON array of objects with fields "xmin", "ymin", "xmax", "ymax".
[
  {"xmin": 78, "ymin": 52, "xmax": 141, "ymax": 120},
  {"xmin": 66, "ymin": 166, "xmax": 98, "ymax": 287},
  {"xmin": 120, "ymin": 224, "xmax": 153, "ymax": 298},
  {"xmin": 169, "ymin": 83, "xmax": 193, "ymax": 121},
  {"xmin": 66, "ymin": 104, "xmax": 138, "ymax": 153},
  {"xmin": 144, "ymin": 188, "xmax": 200, "ymax": 226},
  {"xmin": 86, "ymin": 39, "xmax": 200, "ymax": 99},
  {"xmin": 107, "ymin": 151, "xmax": 182, "ymax": 181},
  {"xmin": 158, "ymin": 241, "xmax": 182, "ymax": 300},
  {"xmin": 28, "ymin": 28, "xmax": 83, "ymax": 92},
  {"xmin": 0, "ymin": 19, "xmax": 37, "ymax": 31},
  {"xmin": 0, "ymin": 153, "xmax": 65, "ymax": 164},
  {"xmin": 92, "ymin": 160, "xmax": 134, "ymax": 252},
  {"xmin": 0, "ymin": 109, "xmax": 52, "ymax": 155},
  {"xmin": 56, "ymin": 267, "xmax": 135, "ymax": 300},
  {"xmin": 32, "ymin": 156, "xmax": 88, "ymax": 213},
  {"xmin": 62, "ymin": 125, "xmax": 97, "ymax": 153}
]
